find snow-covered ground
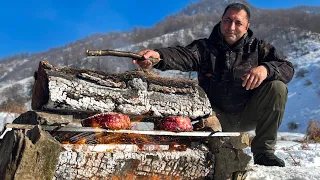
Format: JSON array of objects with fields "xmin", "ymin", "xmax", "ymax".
[
  {"xmin": 0, "ymin": 112, "xmax": 19, "ymax": 131},
  {"xmin": 245, "ymin": 132, "xmax": 320, "ymax": 180},
  {"xmin": 0, "ymin": 76, "xmax": 33, "ymax": 92},
  {"xmin": 281, "ymin": 35, "xmax": 320, "ymax": 133}
]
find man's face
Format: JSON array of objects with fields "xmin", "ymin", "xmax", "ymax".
[{"xmin": 220, "ymin": 8, "xmax": 250, "ymax": 46}]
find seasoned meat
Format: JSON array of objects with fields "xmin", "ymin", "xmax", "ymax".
[
  {"xmin": 82, "ymin": 112, "xmax": 131, "ymax": 130},
  {"xmin": 155, "ymin": 116, "xmax": 193, "ymax": 132}
]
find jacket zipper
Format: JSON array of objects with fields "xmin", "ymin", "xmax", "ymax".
[{"xmin": 229, "ymin": 51, "xmax": 235, "ymax": 82}]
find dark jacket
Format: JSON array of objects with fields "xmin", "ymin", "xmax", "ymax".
[{"xmin": 154, "ymin": 22, "xmax": 294, "ymax": 114}]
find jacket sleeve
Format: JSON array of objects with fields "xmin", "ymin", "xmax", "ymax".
[
  {"xmin": 259, "ymin": 40, "xmax": 295, "ymax": 84},
  {"xmin": 153, "ymin": 40, "xmax": 205, "ymax": 72}
]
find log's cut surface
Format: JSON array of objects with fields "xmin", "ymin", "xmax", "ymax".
[
  {"xmin": 32, "ymin": 60, "xmax": 212, "ymax": 119},
  {"xmin": 54, "ymin": 145, "xmax": 214, "ymax": 180}
]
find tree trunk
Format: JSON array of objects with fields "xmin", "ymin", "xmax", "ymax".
[{"xmin": 32, "ymin": 60, "xmax": 212, "ymax": 120}]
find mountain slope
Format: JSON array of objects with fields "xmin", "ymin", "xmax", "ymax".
[
  {"xmin": 179, "ymin": 0, "xmax": 258, "ymax": 16},
  {"xmin": 280, "ymin": 30, "xmax": 320, "ymax": 132},
  {"xmin": 291, "ymin": 5, "xmax": 320, "ymax": 15}
]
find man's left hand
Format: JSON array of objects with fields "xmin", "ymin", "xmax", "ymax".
[{"xmin": 241, "ymin": 66, "xmax": 268, "ymax": 90}]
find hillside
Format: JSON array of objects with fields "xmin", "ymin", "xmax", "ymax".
[
  {"xmin": 0, "ymin": 0, "xmax": 319, "ymax": 85},
  {"xmin": 279, "ymin": 30, "xmax": 320, "ymax": 132}
]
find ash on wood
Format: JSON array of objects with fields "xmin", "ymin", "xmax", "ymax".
[
  {"xmin": 0, "ymin": 126, "xmax": 214, "ymax": 180},
  {"xmin": 32, "ymin": 60, "xmax": 212, "ymax": 119},
  {"xmin": 54, "ymin": 145, "xmax": 214, "ymax": 180}
]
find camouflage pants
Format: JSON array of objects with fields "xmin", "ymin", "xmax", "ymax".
[{"xmin": 212, "ymin": 80, "xmax": 288, "ymax": 154}]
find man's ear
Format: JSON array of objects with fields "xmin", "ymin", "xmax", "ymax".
[{"xmin": 246, "ymin": 22, "xmax": 250, "ymax": 30}]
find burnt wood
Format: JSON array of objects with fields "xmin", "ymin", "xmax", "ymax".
[
  {"xmin": 32, "ymin": 60, "xmax": 212, "ymax": 120},
  {"xmin": 54, "ymin": 145, "xmax": 214, "ymax": 180}
]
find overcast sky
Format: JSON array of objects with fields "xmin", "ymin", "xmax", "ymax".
[{"xmin": 0, "ymin": 0, "xmax": 319, "ymax": 59}]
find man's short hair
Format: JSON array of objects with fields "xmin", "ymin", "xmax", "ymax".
[{"xmin": 222, "ymin": 3, "xmax": 251, "ymax": 21}]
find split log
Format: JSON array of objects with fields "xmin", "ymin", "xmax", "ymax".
[{"xmin": 32, "ymin": 60, "xmax": 212, "ymax": 119}]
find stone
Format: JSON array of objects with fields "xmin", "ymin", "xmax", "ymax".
[
  {"xmin": 13, "ymin": 111, "xmax": 74, "ymax": 126},
  {"xmin": 0, "ymin": 125, "xmax": 61, "ymax": 179},
  {"xmin": 207, "ymin": 133, "xmax": 251, "ymax": 180}
]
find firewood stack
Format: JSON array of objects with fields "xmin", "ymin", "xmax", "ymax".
[{"xmin": 0, "ymin": 61, "xmax": 251, "ymax": 180}]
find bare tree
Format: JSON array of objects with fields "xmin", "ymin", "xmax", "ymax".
[{"xmin": 2, "ymin": 84, "xmax": 24, "ymax": 102}]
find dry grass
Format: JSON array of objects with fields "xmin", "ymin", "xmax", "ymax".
[
  {"xmin": 306, "ymin": 120, "xmax": 320, "ymax": 142},
  {"xmin": 304, "ymin": 79, "xmax": 312, "ymax": 86},
  {"xmin": 0, "ymin": 100, "xmax": 26, "ymax": 114},
  {"xmin": 287, "ymin": 121, "xmax": 299, "ymax": 131}
]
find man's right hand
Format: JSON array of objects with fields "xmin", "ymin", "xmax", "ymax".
[{"xmin": 132, "ymin": 49, "xmax": 160, "ymax": 69}]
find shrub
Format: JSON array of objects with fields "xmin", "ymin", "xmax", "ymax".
[
  {"xmin": 295, "ymin": 68, "xmax": 308, "ymax": 78},
  {"xmin": 0, "ymin": 99, "xmax": 26, "ymax": 114},
  {"xmin": 306, "ymin": 120, "xmax": 320, "ymax": 142},
  {"xmin": 292, "ymin": 64, "xmax": 299, "ymax": 69},
  {"xmin": 304, "ymin": 80, "xmax": 312, "ymax": 86},
  {"xmin": 287, "ymin": 121, "xmax": 299, "ymax": 131},
  {"xmin": 0, "ymin": 83, "xmax": 32, "ymax": 105}
]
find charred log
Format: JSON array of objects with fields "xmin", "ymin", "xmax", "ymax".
[
  {"xmin": 54, "ymin": 145, "xmax": 214, "ymax": 180},
  {"xmin": 0, "ymin": 127, "xmax": 214, "ymax": 180},
  {"xmin": 0, "ymin": 125, "xmax": 250, "ymax": 180},
  {"xmin": 32, "ymin": 61, "xmax": 212, "ymax": 120}
]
